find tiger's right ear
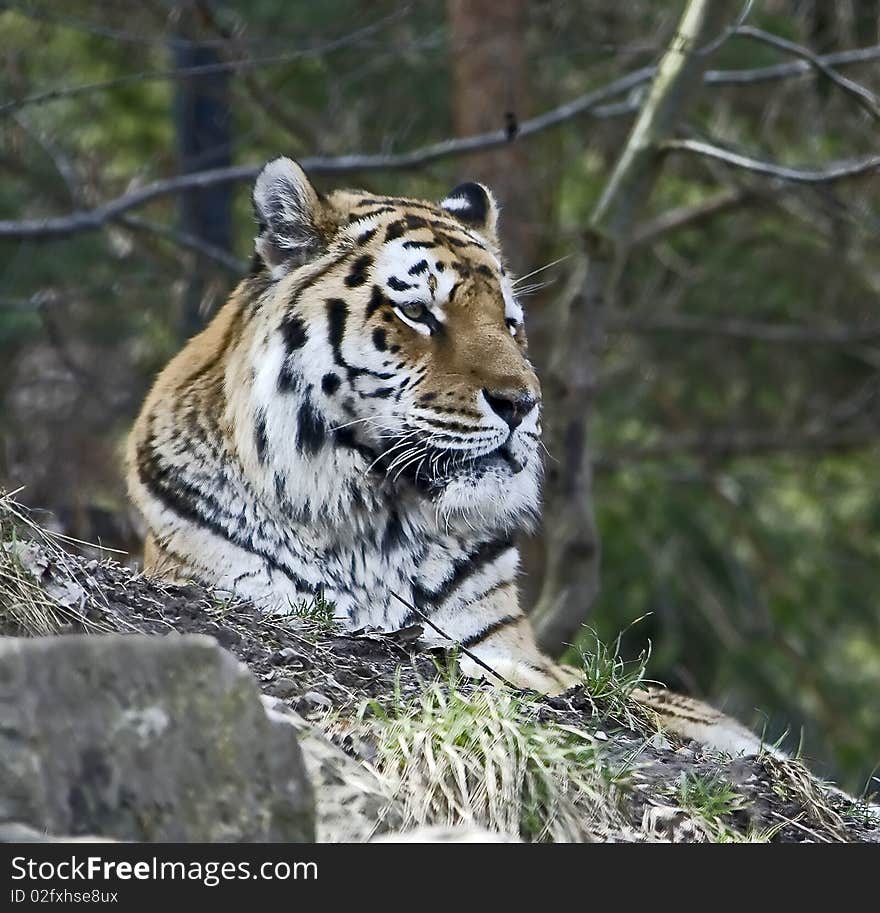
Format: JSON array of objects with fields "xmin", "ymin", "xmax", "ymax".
[{"xmin": 252, "ymin": 157, "xmax": 328, "ymax": 277}]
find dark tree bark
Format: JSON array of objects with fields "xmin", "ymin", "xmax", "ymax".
[{"xmin": 172, "ymin": 1, "xmax": 233, "ymax": 339}]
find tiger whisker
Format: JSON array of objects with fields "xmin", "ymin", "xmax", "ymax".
[{"xmin": 511, "ymin": 254, "xmax": 570, "ymax": 286}]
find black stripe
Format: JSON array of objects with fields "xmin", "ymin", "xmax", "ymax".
[
  {"xmin": 326, "ymin": 297, "xmax": 396, "ymax": 382},
  {"xmin": 354, "ymin": 205, "xmax": 396, "ymax": 218},
  {"xmin": 460, "ymin": 612, "xmax": 521, "ymax": 649},
  {"xmin": 333, "ymin": 426, "xmax": 376, "ymax": 463},
  {"xmin": 136, "ymin": 426, "xmax": 318, "ymax": 594},
  {"xmin": 411, "ymin": 537, "xmax": 514, "ymax": 612},
  {"xmin": 280, "ymin": 312, "xmax": 308, "ymax": 351},
  {"xmin": 321, "ymin": 372, "xmax": 341, "ymax": 395},
  {"xmin": 417, "ymin": 415, "xmax": 481, "ymax": 434},
  {"xmin": 326, "ymin": 297, "xmax": 349, "ymax": 370},
  {"xmin": 365, "ymin": 386, "xmax": 394, "ymax": 399},
  {"xmin": 365, "ymin": 284, "xmax": 385, "ymax": 319},
  {"xmin": 344, "ymin": 254, "xmax": 373, "ymax": 287},
  {"xmin": 296, "ymin": 394, "xmax": 326, "ymax": 454},
  {"xmin": 254, "ymin": 410, "xmax": 268, "ymax": 464}
]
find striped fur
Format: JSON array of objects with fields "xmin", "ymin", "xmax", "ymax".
[
  {"xmin": 128, "ymin": 158, "xmax": 774, "ymax": 752},
  {"xmin": 129, "ymin": 158, "xmax": 567, "ymax": 692}
]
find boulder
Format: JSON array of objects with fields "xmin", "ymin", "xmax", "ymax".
[{"xmin": 0, "ymin": 633, "xmax": 314, "ymax": 842}]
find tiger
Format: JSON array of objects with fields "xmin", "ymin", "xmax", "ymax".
[{"xmin": 127, "ymin": 156, "xmax": 771, "ymax": 755}]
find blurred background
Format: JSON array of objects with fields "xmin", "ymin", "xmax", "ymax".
[{"xmin": 1, "ymin": 0, "xmax": 878, "ymax": 792}]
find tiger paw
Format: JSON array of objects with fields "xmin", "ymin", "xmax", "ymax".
[{"xmin": 459, "ymin": 654, "xmax": 582, "ymax": 696}]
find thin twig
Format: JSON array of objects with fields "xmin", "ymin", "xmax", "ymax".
[
  {"xmin": 0, "ymin": 68, "xmax": 652, "ymax": 242},
  {"xmin": 387, "ymin": 589, "xmax": 517, "ymax": 690},
  {"xmin": 0, "ymin": 36, "xmax": 880, "ymax": 238},
  {"xmin": 631, "ymin": 188, "xmax": 753, "ymax": 246},
  {"xmin": 736, "ymin": 25, "xmax": 880, "ymax": 119},
  {"xmin": 663, "ymin": 139, "xmax": 880, "ymax": 184},
  {"xmin": 4, "ymin": 35, "xmax": 880, "ymax": 242},
  {"xmin": 118, "ymin": 215, "xmax": 248, "ymax": 274},
  {"xmin": 704, "ymin": 43, "xmax": 880, "ymax": 86}
]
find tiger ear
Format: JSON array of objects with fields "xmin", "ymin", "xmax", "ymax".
[
  {"xmin": 439, "ymin": 182, "xmax": 499, "ymax": 242},
  {"xmin": 253, "ymin": 157, "xmax": 328, "ymax": 276}
]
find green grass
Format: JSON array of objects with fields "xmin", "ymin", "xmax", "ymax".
[
  {"xmin": 677, "ymin": 772, "xmax": 744, "ymax": 822},
  {"xmin": 576, "ymin": 621, "xmax": 654, "ymax": 729},
  {"xmin": 286, "ymin": 593, "xmax": 338, "ymax": 630}
]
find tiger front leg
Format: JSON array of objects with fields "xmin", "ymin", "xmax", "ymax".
[{"xmin": 456, "ymin": 614, "xmax": 582, "ymax": 696}]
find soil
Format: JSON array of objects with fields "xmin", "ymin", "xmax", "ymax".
[{"xmin": 2, "ymin": 543, "xmax": 878, "ymax": 844}]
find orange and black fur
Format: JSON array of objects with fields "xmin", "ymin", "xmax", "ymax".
[{"xmin": 129, "ymin": 157, "xmax": 773, "ymax": 752}]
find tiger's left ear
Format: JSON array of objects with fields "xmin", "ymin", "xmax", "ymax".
[{"xmin": 440, "ymin": 182, "xmax": 499, "ymax": 243}]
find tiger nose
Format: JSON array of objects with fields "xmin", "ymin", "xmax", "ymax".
[{"xmin": 482, "ymin": 389, "xmax": 538, "ymax": 430}]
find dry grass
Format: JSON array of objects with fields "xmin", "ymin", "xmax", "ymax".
[
  {"xmin": 0, "ymin": 488, "xmax": 117, "ymax": 635},
  {"xmin": 350, "ymin": 673, "xmax": 634, "ymax": 842},
  {"xmin": 2, "ymin": 488, "xmax": 875, "ymax": 844}
]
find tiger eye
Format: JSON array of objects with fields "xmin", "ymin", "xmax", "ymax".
[{"xmin": 400, "ymin": 302, "xmax": 427, "ymax": 321}]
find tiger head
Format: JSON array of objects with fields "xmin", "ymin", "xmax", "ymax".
[{"xmin": 249, "ymin": 157, "xmax": 542, "ymax": 528}]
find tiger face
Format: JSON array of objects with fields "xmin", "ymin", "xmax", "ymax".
[{"xmin": 250, "ymin": 158, "xmax": 542, "ymax": 528}]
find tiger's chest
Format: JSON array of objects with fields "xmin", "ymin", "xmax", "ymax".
[{"xmin": 214, "ymin": 488, "xmax": 484, "ymax": 632}]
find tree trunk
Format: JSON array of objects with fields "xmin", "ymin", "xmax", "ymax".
[
  {"xmin": 532, "ymin": 0, "xmax": 739, "ymax": 654},
  {"xmin": 172, "ymin": 1, "xmax": 233, "ymax": 339},
  {"xmin": 446, "ymin": 0, "xmax": 535, "ymax": 271}
]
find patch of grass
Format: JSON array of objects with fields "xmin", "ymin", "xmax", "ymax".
[
  {"xmin": 672, "ymin": 772, "xmax": 750, "ymax": 842},
  {"xmin": 286, "ymin": 593, "xmax": 338, "ymax": 630},
  {"xmin": 577, "ymin": 623, "xmax": 653, "ymax": 728},
  {"xmin": 763, "ymin": 755, "xmax": 849, "ymax": 842},
  {"xmin": 713, "ymin": 821, "xmax": 787, "ymax": 843},
  {"xmin": 0, "ymin": 489, "xmax": 115, "ymax": 636},
  {"xmin": 677, "ymin": 772, "xmax": 744, "ymax": 822},
  {"xmin": 356, "ymin": 672, "xmax": 629, "ymax": 842}
]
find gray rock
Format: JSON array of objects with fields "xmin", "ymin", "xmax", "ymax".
[
  {"xmin": 0, "ymin": 822, "xmax": 114, "ymax": 842},
  {"xmin": 262, "ymin": 697, "xmax": 399, "ymax": 842},
  {"xmin": 372, "ymin": 826, "xmax": 518, "ymax": 843},
  {"xmin": 0, "ymin": 634, "xmax": 314, "ymax": 842}
]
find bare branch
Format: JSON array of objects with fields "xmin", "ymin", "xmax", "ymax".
[
  {"xmin": 607, "ymin": 313, "xmax": 880, "ymax": 345},
  {"xmin": 704, "ymin": 43, "xmax": 880, "ymax": 86},
  {"xmin": 3, "ymin": 35, "xmax": 878, "ymax": 243},
  {"xmin": 663, "ymin": 139, "xmax": 880, "ymax": 184},
  {"xmin": 387, "ymin": 590, "xmax": 516, "ymax": 689},
  {"xmin": 117, "ymin": 216, "xmax": 248, "ymax": 275},
  {"xmin": 735, "ymin": 25, "xmax": 880, "ymax": 119},
  {"xmin": 0, "ymin": 69, "xmax": 653, "ymax": 242}
]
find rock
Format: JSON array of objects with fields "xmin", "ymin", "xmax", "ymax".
[
  {"xmin": 372, "ymin": 826, "xmax": 518, "ymax": 842},
  {"xmin": 0, "ymin": 822, "xmax": 114, "ymax": 842},
  {"xmin": 0, "ymin": 634, "xmax": 314, "ymax": 842},
  {"xmin": 263, "ymin": 697, "xmax": 399, "ymax": 842}
]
